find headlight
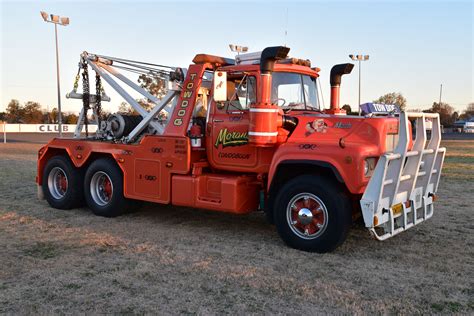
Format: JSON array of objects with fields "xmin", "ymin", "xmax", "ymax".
[{"xmin": 364, "ymin": 158, "xmax": 377, "ymax": 177}]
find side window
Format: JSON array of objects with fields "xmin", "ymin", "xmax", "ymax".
[{"xmin": 225, "ymin": 75, "xmax": 256, "ymax": 111}]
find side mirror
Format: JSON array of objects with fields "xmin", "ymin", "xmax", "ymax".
[{"xmin": 213, "ymin": 71, "xmax": 227, "ymax": 102}]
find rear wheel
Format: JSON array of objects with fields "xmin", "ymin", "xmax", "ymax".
[
  {"xmin": 42, "ymin": 155, "xmax": 84, "ymax": 209},
  {"xmin": 274, "ymin": 175, "xmax": 351, "ymax": 253},
  {"xmin": 84, "ymin": 158, "xmax": 129, "ymax": 217}
]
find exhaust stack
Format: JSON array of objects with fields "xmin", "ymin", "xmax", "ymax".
[
  {"xmin": 249, "ymin": 46, "xmax": 290, "ymax": 147},
  {"xmin": 327, "ymin": 63, "xmax": 354, "ymax": 115}
]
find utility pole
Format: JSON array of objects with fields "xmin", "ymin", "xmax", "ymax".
[
  {"xmin": 40, "ymin": 11, "xmax": 70, "ymax": 137},
  {"xmin": 439, "ymin": 84, "xmax": 443, "ymax": 106}
]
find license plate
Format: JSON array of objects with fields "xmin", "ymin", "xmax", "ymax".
[{"xmin": 392, "ymin": 203, "xmax": 403, "ymax": 216}]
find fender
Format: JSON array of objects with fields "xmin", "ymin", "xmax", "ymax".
[
  {"xmin": 36, "ymin": 141, "xmax": 120, "ymax": 185},
  {"xmin": 267, "ymin": 142, "xmax": 368, "ymax": 194}
]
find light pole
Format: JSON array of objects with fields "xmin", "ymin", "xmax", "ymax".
[
  {"xmin": 40, "ymin": 11, "xmax": 69, "ymax": 137},
  {"xmin": 349, "ymin": 54, "xmax": 369, "ymax": 114}
]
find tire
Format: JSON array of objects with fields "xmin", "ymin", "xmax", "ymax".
[
  {"xmin": 42, "ymin": 155, "xmax": 84, "ymax": 209},
  {"xmin": 84, "ymin": 158, "xmax": 129, "ymax": 217},
  {"xmin": 273, "ymin": 175, "xmax": 352, "ymax": 253}
]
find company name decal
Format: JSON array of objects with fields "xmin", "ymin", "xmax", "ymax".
[
  {"xmin": 214, "ymin": 128, "xmax": 248, "ymax": 148},
  {"xmin": 173, "ymin": 73, "xmax": 196, "ymax": 126},
  {"xmin": 334, "ymin": 122, "xmax": 352, "ymax": 129}
]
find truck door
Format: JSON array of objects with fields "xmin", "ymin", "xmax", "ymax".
[{"xmin": 208, "ymin": 75, "xmax": 261, "ymax": 171}]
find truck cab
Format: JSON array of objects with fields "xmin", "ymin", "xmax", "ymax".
[{"xmin": 36, "ymin": 46, "xmax": 446, "ymax": 252}]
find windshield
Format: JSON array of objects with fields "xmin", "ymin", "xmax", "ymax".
[{"xmin": 271, "ymin": 72, "xmax": 319, "ymax": 111}]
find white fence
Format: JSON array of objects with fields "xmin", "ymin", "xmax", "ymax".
[
  {"xmin": 0, "ymin": 123, "xmax": 97, "ymax": 133},
  {"xmin": 1, "ymin": 123, "xmax": 98, "ymax": 143}
]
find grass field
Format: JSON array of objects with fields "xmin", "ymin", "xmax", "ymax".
[{"xmin": 0, "ymin": 140, "xmax": 473, "ymax": 314}]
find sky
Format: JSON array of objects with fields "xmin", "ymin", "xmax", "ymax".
[{"xmin": 0, "ymin": 0, "xmax": 473, "ymax": 114}]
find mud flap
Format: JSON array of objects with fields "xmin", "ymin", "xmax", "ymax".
[
  {"xmin": 360, "ymin": 112, "xmax": 446, "ymax": 240},
  {"xmin": 37, "ymin": 184, "xmax": 45, "ymax": 200}
]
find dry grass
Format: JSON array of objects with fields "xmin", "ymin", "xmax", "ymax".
[{"xmin": 0, "ymin": 141, "xmax": 473, "ymax": 314}]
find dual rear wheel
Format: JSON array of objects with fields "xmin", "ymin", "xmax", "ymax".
[{"xmin": 42, "ymin": 157, "xmax": 128, "ymax": 217}]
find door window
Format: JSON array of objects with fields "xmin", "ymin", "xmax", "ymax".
[{"xmin": 225, "ymin": 75, "xmax": 256, "ymax": 111}]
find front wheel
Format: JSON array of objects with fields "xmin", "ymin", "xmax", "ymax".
[
  {"xmin": 84, "ymin": 158, "xmax": 129, "ymax": 217},
  {"xmin": 273, "ymin": 175, "xmax": 352, "ymax": 253}
]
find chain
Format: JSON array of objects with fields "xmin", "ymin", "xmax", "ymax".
[
  {"xmin": 72, "ymin": 64, "xmax": 81, "ymax": 92},
  {"xmin": 95, "ymin": 73, "xmax": 102, "ymax": 127},
  {"xmin": 82, "ymin": 61, "xmax": 90, "ymax": 137}
]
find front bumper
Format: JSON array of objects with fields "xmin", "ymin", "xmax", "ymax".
[{"xmin": 360, "ymin": 112, "xmax": 446, "ymax": 240}]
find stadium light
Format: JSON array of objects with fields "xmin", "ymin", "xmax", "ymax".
[
  {"xmin": 40, "ymin": 11, "xmax": 70, "ymax": 137},
  {"xmin": 229, "ymin": 44, "xmax": 248, "ymax": 55}
]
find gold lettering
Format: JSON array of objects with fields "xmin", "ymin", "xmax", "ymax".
[
  {"xmin": 181, "ymin": 100, "xmax": 189, "ymax": 108},
  {"xmin": 214, "ymin": 128, "xmax": 248, "ymax": 148},
  {"xmin": 183, "ymin": 91, "xmax": 192, "ymax": 98}
]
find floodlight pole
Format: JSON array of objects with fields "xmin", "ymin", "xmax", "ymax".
[
  {"xmin": 54, "ymin": 23, "xmax": 62, "ymax": 136},
  {"xmin": 41, "ymin": 11, "xmax": 69, "ymax": 137},
  {"xmin": 358, "ymin": 59, "xmax": 361, "ymax": 111},
  {"xmin": 349, "ymin": 54, "xmax": 369, "ymax": 115}
]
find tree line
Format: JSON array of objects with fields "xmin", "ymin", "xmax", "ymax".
[
  {"xmin": 1, "ymin": 91, "xmax": 473, "ymax": 128},
  {"xmin": 0, "ymin": 99, "xmax": 79, "ymax": 124}
]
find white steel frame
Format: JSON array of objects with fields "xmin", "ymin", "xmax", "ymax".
[{"xmin": 360, "ymin": 112, "xmax": 446, "ymax": 240}]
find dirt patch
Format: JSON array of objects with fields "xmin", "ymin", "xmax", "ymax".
[{"xmin": 0, "ymin": 141, "xmax": 473, "ymax": 314}]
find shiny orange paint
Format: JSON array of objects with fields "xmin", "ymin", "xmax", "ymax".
[{"xmin": 37, "ymin": 56, "xmax": 401, "ymax": 215}]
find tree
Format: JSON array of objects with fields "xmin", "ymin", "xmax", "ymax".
[
  {"xmin": 341, "ymin": 104, "xmax": 352, "ymax": 114},
  {"xmin": 5, "ymin": 99, "xmax": 24, "ymax": 123},
  {"xmin": 138, "ymin": 74, "xmax": 167, "ymax": 99},
  {"xmin": 50, "ymin": 108, "xmax": 59, "ymax": 124},
  {"xmin": 64, "ymin": 113, "xmax": 79, "ymax": 124},
  {"xmin": 0, "ymin": 112, "xmax": 6, "ymax": 122},
  {"xmin": 374, "ymin": 92, "xmax": 407, "ymax": 111},
  {"xmin": 464, "ymin": 102, "xmax": 474, "ymax": 118},
  {"xmin": 22, "ymin": 101, "xmax": 43, "ymax": 123},
  {"xmin": 118, "ymin": 101, "xmax": 137, "ymax": 115},
  {"xmin": 452, "ymin": 111, "xmax": 459, "ymax": 122},
  {"xmin": 423, "ymin": 102, "xmax": 454, "ymax": 127}
]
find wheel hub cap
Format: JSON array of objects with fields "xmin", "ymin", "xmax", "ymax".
[
  {"xmin": 287, "ymin": 193, "xmax": 328, "ymax": 240},
  {"xmin": 48, "ymin": 167, "xmax": 68, "ymax": 200},
  {"xmin": 297, "ymin": 208, "xmax": 313, "ymax": 225},
  {"xmin": 90, "ymin": 171, "xmax": 113, "ymax": 206}
]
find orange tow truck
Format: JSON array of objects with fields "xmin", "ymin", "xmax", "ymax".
[{"xmin": 37, "ymin": 46, "xmax": 445, "ymax": 252}]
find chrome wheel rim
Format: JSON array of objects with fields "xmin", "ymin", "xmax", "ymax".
[
  {"xmin": 90, "ymin": 171, "xmax": 113, "ymax": 206},
  {"xmin": 48, "ymin": 167, "xmax": 68, "ymax": 200},
  {"xmin": 286, "ymin": 192, "xmax": 328, "ymax": 240}
]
